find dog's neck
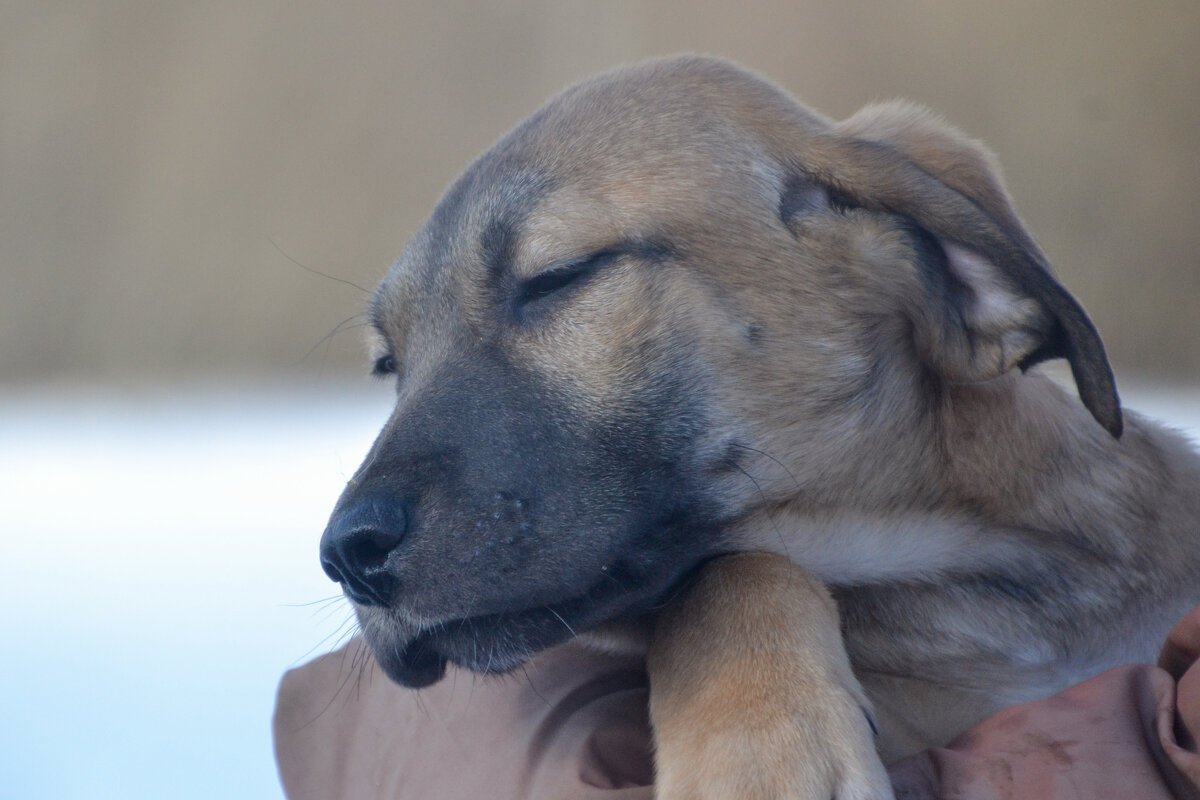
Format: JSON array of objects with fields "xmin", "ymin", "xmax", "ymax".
[
  {"xmin": 893, "ymin": 370, "xmax": 1198, "ymax": 647},
  {"xmin": 786, "ymin": 369, "xmax": 1200, "ymax": 751}
]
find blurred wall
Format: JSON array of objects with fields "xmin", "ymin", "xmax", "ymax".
[{"xmin": 3, "ymin": 0, "xmax": 1198, "ymax": 384}]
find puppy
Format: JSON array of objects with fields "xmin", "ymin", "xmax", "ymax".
[{"xmin": 319, "ymin": 55, "xmax": 1200, "ymax": 798}]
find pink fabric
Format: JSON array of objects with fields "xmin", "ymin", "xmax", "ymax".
[
  {"xmin": 274, "ymin": 644, "xmax": 653, "ymax": 800},
  {"xmin": 274, "ymin": 608, "xmax": 1200, "ymax": 799}
]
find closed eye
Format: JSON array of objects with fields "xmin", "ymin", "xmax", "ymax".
[
  {"xmin": 371, "ymin": 354, "xmax": 398, "ymax": 377},
  {"xmin": 516, "ymin": 249, "xmax": 619, "ymax": 311}
]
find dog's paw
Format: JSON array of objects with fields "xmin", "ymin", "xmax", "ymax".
[
  {"xmin": 647, "ymin": 552, "xmax": 895, "ymax": 800},
  {"xmin": 653, "ymin": 672, "xmax": 893, "ymax": 800}
]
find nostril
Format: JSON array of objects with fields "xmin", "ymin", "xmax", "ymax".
[
  {"xmin": 319, "ymin": 497, "xmax": 408, "ymax": 607},
  {"xmin": 342, "ymin": 528, "xmax": 403, "ymax": 573}
]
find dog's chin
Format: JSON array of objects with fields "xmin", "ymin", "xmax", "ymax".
[{"xmin": 373, "ymin": 632, "xmax": 449, "ymax": 688}]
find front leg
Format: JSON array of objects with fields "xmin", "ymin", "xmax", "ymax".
[{"xmin": 647, "ymin": 552, "xmax": 893, "ymax": 800}]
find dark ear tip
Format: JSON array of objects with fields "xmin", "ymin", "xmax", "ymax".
[
  {"xmin": 1019, "ymin": 340, "xmax": 1123, "ymax": 438},
  {"xmin": 1100, "ymin": 408, "xmax": 1124, "ymax": 439},
  {"xmin": 1079, "ymin": 380, "xmax": 1123, "ymax": 439}
]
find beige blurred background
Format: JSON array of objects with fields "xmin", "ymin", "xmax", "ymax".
[{"xmin": 3, "ymin": 0, "xmax": 1198, "ymax": 386}]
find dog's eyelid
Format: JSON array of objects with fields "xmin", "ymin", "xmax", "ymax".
[
  {"xmin": 518, "ymin": 248, "xmax": 620, "ymax": 302},
  {"xmin": 522, "ymin": 238, "xmax": 670, "ymax": 279},
  {"xmin": 546, "ymin": 247, "xmax": 620, "ymax": 274}
]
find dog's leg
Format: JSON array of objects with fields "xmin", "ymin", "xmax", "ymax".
[{"xmin": 647, "ymin": 552, "xmax": 893, "ymax": 800}]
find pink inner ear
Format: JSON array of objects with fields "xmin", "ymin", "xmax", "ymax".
[
  {"xmin": 941, "ymin": 241, "xmax": 1037, "ymax": 332},
  {"xmin": 929, "ymin": 239, "xmax": 1048, "ymax": 380}
]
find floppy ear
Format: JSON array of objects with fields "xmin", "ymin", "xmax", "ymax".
[{"xmin": 797, "ymin": 100, "xmax": 1122, "ymax": 437}]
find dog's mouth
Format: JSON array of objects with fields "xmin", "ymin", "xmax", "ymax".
[
  {"xmin": 364, "ymin": 555, "xmax": 704, "ymax": 688},
  {"xmin": 375, "ymin": 604, "xmax": 598, "ymax": 689}
]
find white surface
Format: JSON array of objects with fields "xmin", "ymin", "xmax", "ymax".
[
  {"xmin": 0, "ymin": 381, "xmax": 393, "ymax": 800},
  {"xmin": 0, "ymin": 379, "xmax": 1195, "ymax": 799}
]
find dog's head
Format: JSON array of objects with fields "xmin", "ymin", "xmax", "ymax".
[{"xmin": 319, "ymin": 56, "xmax": 1120, "ymax": 687}]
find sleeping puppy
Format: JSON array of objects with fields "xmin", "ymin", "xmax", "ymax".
[{"xmin": 319, "ymin": 55, "xmax": 1200, "ymax": 798}]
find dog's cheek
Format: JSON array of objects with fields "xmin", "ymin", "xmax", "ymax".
[
  {"xmin": 504, "ymin": 264, "xmax": 744, "ymax": 506},
  {"xmin": 690, "ymin": 220, "xmax": 939, "ymax": 504}
]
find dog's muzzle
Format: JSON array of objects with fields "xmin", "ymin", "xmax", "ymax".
[{"xmin": 319, "ymin": 494, "xmax": 406, "ymax": 607}]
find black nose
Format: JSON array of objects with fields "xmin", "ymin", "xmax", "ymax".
[{"xmin": 319, "ymin": 496, "xmax": 407, "ymax": 607}]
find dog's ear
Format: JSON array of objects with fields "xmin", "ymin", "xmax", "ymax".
[{"xmin": 796, "ymin": 100, "xmax": 1121, "ymax": 437}]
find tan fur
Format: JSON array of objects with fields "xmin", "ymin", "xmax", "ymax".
[
  {"xmin": 346, "ymin": 55, "xmax": 1200, "ymax": 800},
  {"xmin": 649, "ymin": 554, "xmax": 892, "ymax": 799}
]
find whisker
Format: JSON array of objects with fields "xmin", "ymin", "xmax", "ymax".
[
  {"xmin": 315, "ymin": 600, "xmax": 354, "ymax": 627},
  {"xmin": 547, "ymin": 607, "xmax": 577, "ymax": 637},
  {"xmin": 519, "ymin": 663, "xmax": 551, "ymax": 707},
  {"xmin": 733, "ymin": 462, "xmax": 792, "ymax": 562},
  {"xmin": 353, "ymin": 646, "xmax": 371, "ymax": 700},
  {"xmin": 289, "ymin": 608, "xmax": 358, "ymax": 664},
  {"xmin": 291, "ymin": 637, "xmax": 367, "ymax": 731},
  {"xmin": 730, "ymin": 442, "xmax": 800, "ymax": 489},
  {"xmin": 281, "ymin": 594, "xmax": 346, "ymax": 609},
  {"xmin": 483, "ymin": 639, "xmax": 495, "ymax": 675},
  {"xmin": 292, "ymin": 314, "xmax": 368, "ymax": 367},
  {"xmin": 271, "ymin": 237, "xmax": 371, "ymax": 294}
]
